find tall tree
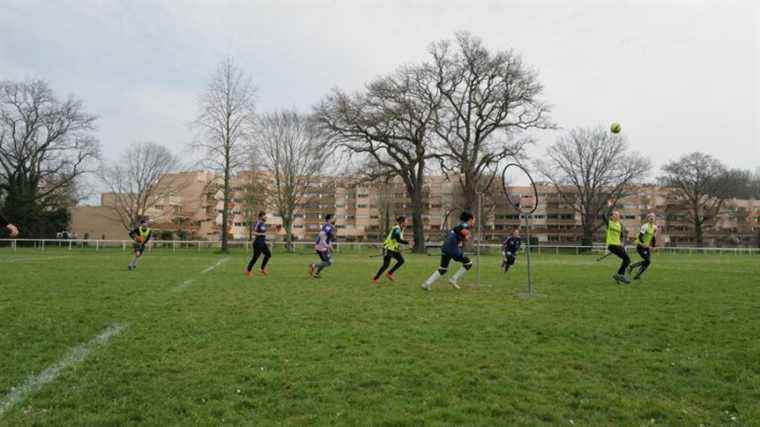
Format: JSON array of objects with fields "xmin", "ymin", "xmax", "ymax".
[
  {"xmin": 0, "ymin": 79, "xmax": 100, "ymax": 237},
  {"xmin": 98, "ymin": 142, "xmax": 182, "ymax": 230},
  {"xmin": 253, "ymin": 110, "xmax": 328, "ymax": 252},
  {"xmin": 658, "ymin": 152, "xmax": 732, "ymax": 245},
  {"xmin": 193, "ymin": 58, "xmax": 256, "ymax": 252},
  {"xmin": 535, "ymin": 126, "xmax": 651, "ymax": 246},
  {"xmin": 314, "ymin": 65, "xmax": 439, "ymax": 253},
  {"xmin": 429, "ymin": 31, "xmax": 552, "ymax": 211}
]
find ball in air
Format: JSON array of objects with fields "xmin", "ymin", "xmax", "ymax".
[{"xmin": 610, "ymin": 122, "xmax": 622, "ymax": 134}]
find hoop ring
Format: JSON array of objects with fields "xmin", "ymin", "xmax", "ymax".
[{"xmin": 500, "ymin": 163, "xmax": 539, "ymax": 215}]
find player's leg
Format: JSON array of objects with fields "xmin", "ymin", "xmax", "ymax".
[
  {"xmin": 448, "ymin": 253, "xmax": 472, "ymax": 289},
  {"xmin": 422, "ymin": 254, "xmax": 451, "ymax": 290},
  {"xmin": 627, "ymin": 245, "xmax": 645, "ymax": 274},
  {"xmin": 608, "ymin": 245, "xmax": 630, "ymax": 284},
  {"xmin": 259, "ymin": 244, "xmax": 272, "ymax": 274},
  {"xmin": 373, "ymin": 253, "xmax": 392, "ymax": 282},
  {"xmin": 315, "ymin": 251, "xmax": 332, "ymax": 276},
  {"xmin": 386, "ymin": 251, "xmax": 404, "ymax": 278},
  {"xmin": 504, "ymin": 254, "xmax": 516, "ymax": 273},
  {"xmin": 633, "ymin": 246, "xmax": 651, "ymax": 279},
  {"xmin": 246, "ymin": 245, "xmax": 262, "ymax": 275},
  {"xmin": 128, "ymin": 245, "xmax": 143, "ymax": 270}
]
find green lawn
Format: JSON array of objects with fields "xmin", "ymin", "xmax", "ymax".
[{"xmin": 1, "ymin": 248, "xmax": 758, "ymax": 425}]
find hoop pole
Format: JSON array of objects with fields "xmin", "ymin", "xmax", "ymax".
[
  {"xmin": 476, "ymin": 192, "xmax": 482, "ymax": 288},
  {"xmin": 525, "ymin": 213, "xmax": 534, "ymax": 296}
]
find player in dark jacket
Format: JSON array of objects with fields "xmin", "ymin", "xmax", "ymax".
[
  {"xmin": 246, "ymin": 211, "xmax": 272, "ymax": 277},
  {"xmin": 501, "ymin": 228, "xmax": 522, "ymax": 273},
  {"xmin": 421, "ymin": 211, "xmax": 475, "ymax": 291}
]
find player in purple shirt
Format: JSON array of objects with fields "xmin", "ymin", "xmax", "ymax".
[
  {"xmin": 245, "ymin": 211, "xmax": 272, "ymax": 277},
  {"xmin": 309, "ymin": 214, "xmax": 337, "ymax": 279}
]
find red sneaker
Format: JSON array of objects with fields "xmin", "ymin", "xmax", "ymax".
[
  {"xmin": 372, "ymin": 277, "xmax": 380, "ymax": 284},
  {"xmin": 245, "ymin": 270, "xmax": 253, "ymax": 278},
  {"xmin": 385, "ymin": 272, "xmax": 396, "ymax": 282},
  {"xmin": 260, "ymin": 268, "xmax": 268, "ymax": 276}
]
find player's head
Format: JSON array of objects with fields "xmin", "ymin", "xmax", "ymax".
[
  {"xmin": 396, "ymin": 215, "xmax": 406, "ymax": 226},
  {"xmin": 140, "ymin": 217, "xmax": 150, "ymax": 227},
  {"xmin": 325, "ymin": 213, "xmax": 334, "ymax": 224},
  {"xmin": 512, "ymin": 228, "xmax": 520, "ymax": 237},
  {"xmin": 460, "ymin": 211, "xmax": 475, "ymax": 227},
  {"xmin": 646, "ymin": 212, "xmax": 655, "ymax": 223},
  {"xmin": 611, "ymin": 210, "xmax": 621, "ymax": 221},
  {"xmin": 258, "ymin": 211, "xmax": 266, "ymax": 222}
]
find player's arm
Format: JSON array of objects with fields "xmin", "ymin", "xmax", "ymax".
[
  {"xmin": 638, "ymin": 225, "xmax": 648, "ymax": 248},
  {"xmin": 650, "ymin": 232, "xmax": 656, "ymax": 250},
  {"xmin": 0, "ymin": 213, "xmax": 19, "ymax": 237},
  {"xmin": 128, "ymin": 227, "xmax": 139, "ymax": 240},
  {"xmin": 393, "ymin": 228, "xmax": 409, "ymax": 245}
]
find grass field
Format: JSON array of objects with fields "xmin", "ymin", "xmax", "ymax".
[{"xmin": 1, "ymin": 248, "xmax": 759, "ymax": 425}]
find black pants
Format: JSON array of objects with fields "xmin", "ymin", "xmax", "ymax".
[
  {"xmin": 247, "ymin": 242, "xmax": 271, "ymax": 271},
  {"xmin": 632, "ymin": 245, "xmax": 651, "ymax": 276},
  {"xmin": 438, "ymin": 251, "xmax": 472, "ymax": 275},
  {"xmin": 502, "ymin": 253, "xmax": 516, "ymax": 272},
  {"xmin": 374, "ymin": 250, "xmax": 404, "ymax": 279},
  {"xmin": 607, "ymin": 244, "xmax": 630, "ymax": 276}
]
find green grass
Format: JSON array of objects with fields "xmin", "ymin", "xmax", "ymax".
[{"xmin": 1, "ymin": 248, "xmax": 759, "ymax": 425}]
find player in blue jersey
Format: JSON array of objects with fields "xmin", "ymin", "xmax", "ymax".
[
  {"xmin": 309, "ymin": 214, "xmax": 337, "ymax": 279},
  {"xmin": 421, "ymin": 211, "xmax": 475, "ymax": 291},
  {"xmin": 245, "ymin": 211, "xmax": 271, "ymax": 277}
]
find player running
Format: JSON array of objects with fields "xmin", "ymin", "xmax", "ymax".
[
  {"xmin": 501, "ymin": 228, "xmax": 521, "ymax": 273},
  {"xmin": 372, "ymin": 215, "xmax": 410, "ymax": 283},
  {"xmin": 309, "ymin": 214, "xmax": 337, "ymax": 279},
  {"xmin": 245, "ymin": 211, "xmax": 272, "ymax": 278},
  {"xmin": 603, "ymin": 201, "xmax": 630, "ymax": 284},
  {"xmin": 628, "ymin": 212, "xmax": 657, "ymax": 280},
  {"xmin": 421, "ymin": 211, "xmax": 475, "ymax": 291},
  {"xmin": 127, "ymin": 218, "xmax": 152, "ymax": 271},
  {"xmin": 0, "ymin": 213, "xmax": 19, "ymax": 237}
]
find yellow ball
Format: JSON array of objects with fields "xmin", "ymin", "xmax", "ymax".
[{"xmin": 610, "ymin": 122, "xmax": 622, "ymax": 134}]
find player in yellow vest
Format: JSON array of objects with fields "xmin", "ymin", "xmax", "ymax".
[
  {"xmin": 127, "ymin": 218, "xmax": 152, "ymax": 271},
  {"xmin": 372, "ymin": 216, "xmax": 410, "ymax": 283},
  {"xmin": 604, "ymin": 201, "xmax": 630, "ymax": 284},
  {"xmin": 628, "ymin": 213, "xmax": 657, "ymax": 280}
]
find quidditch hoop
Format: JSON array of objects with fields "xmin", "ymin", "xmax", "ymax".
[{"xmin": 500, "ymin": 163, "xmax": 539, "ymax": 215}]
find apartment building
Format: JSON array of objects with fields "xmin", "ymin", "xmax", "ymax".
[{"xmin": 71, "ymin": 171, "xmax": 760, "ymax": 247}]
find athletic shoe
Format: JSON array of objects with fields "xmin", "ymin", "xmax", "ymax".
[
  {"xmin": 127, "ymin": 265, "xmax": 132, "ymax": 271},
  {"xmin": 245, "ymin": 270, "xmax": 253, "ymax": 278},
  {"xmin": 385, "ymin": 272, "xmax": 396, "ymax": 282},
  {"xmin": 448, "ymin": 279, "xmax": 461, "ymax": 290},
  {"xmin": 308, "ymin": 263, "xmax": 315, "ymax": 276},
  {"xmin": 312, "ymin": 273, "xmax": 321, "ymax": 279},
  {"xmin": 372, "ymin": 277, "xmax": 381, "ymax": 284},
  {"xmin": 613, "ymin": 274, "xmax": 628, "ymax": 285},
  {"xmin": 421, "ymin": 282, "xmax": 431, "ymax": 291},
  {"xmin": 260, "ymin": 268, "xmax": 268, "ymax": 276}
]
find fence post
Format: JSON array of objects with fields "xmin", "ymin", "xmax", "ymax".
[
  {"xmin": 41, "ymin": 240, "xmax": 45, "ymax": 251},
  {"xmin": 69, "ymin": 240, "xmax": 73, "ymax": 251}
]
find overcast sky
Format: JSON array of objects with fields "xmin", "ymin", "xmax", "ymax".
[{"xmin": 1, "ymin": 0, "xmax": 758, "ymax": 186}]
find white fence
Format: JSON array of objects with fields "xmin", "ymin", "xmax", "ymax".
[{"xmin": 0, "ymin": 239, "xmax": 758, "ymax": 255}]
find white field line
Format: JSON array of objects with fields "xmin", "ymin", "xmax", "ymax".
[
  {"xmin": 0, "ymin": 323, "xmax": 127, "ymax": 418},
  {"xmin": 0, "ymin": 256, "xmax": 71, "ymax": 264},
  {"xmin": 170, "ymin": 257, "xmax": 228, "ymax": 292},
  {"xmin": 201, "ymin": 257, "xmax": 228, "ymax": 274}
]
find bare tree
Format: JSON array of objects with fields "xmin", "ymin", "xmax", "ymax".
[
  {"xmin": 314, "ymin": 65, "xmax": 440, "ymax": 253},
  {"xmin": 535, "ymin": 126, "xmax": 651, "ymax": 246},
  {"xmin": 192, "ymin": 58, "xmax": 256, "ymax": 251},
  {"xmin": 0, "ymin": 79, "xmax": 100, "ymax": 237},
  {"xmin": 253, "ymin": 110, "xmax": 328, "ymax": 251},
  {"xmin": 658, "ymin": 152, "xmax": 732, "ymax": 245},
  {"xmin": 98, "ymin": 142, "xmax": 182, "ymax": 231},
  {"xmin": 429, "ymin": 31, "xmax": 552, "ymax": 211}
]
